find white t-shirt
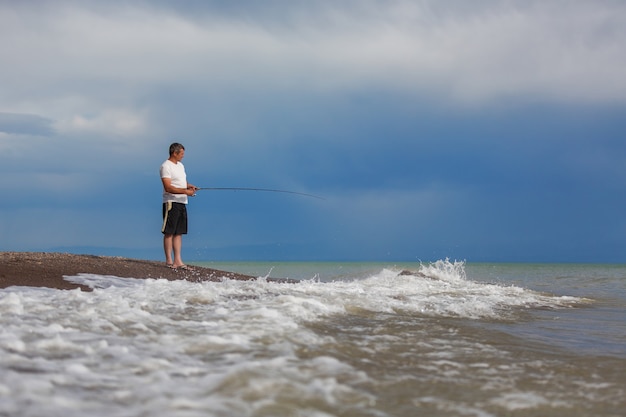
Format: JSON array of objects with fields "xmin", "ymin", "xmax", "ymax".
[{"xmin": 160, "ymin": 159, "xmax": 188, "ymax": 204}]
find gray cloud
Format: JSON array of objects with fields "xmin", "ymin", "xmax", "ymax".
[
  {"xmin": 0, "ymin": 112, "xmax": 54, "ymax": 136},
  {"xmin": 1, "ymin": 0, "xmax": 625, "ymax": 110}
]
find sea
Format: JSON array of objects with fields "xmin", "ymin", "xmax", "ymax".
[{"xmin": 0, "ymin": 260, "xmax": 624, "ymax": 417}]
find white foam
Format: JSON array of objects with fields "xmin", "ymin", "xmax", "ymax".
[
  {"xmin": 56, "ymin": 260, "xmax": 587, "ymax": 324},
  {"xmin": 0, "ymin": 260, "xmax": 599, "ymax": 416}
]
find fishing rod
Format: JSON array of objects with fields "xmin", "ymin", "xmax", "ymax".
[{"xmin": 195, "ymin": 187, "xmax": 325, "ymax": 200}]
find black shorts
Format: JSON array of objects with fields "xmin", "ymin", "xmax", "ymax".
[{"xmin": 162, "ymin": 202, "xmax": 188, "ymax": 235}]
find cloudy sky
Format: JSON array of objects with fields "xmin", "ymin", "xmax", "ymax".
[{"xmin": 1, "ymin": 0, "xmax": 625, "ymax": 263}]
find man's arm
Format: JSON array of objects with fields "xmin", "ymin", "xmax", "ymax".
[{"xmin": 161, "ymin": 178, "xmax": 197, "ymax": 196}]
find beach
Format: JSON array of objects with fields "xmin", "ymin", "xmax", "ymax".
[
  {"xmin": 0, "ymin": 252, "xmax": 263, "ymax": 291},
  {"xmin": 1, "ymin": 257, "xmax": 625, "ymax": 416}
]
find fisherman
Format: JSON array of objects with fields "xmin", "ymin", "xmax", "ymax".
[{"xmin": 160, "ymin": 142, "xmax": 198, "ymax": 269}]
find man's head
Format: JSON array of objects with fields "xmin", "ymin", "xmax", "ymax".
[{"xmin": 169, "ymin": 142, "xmax": 185, "ymax": 156}]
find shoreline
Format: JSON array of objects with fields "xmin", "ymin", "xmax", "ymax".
[{"xmin": 0, "ymin": 252, "xmax": 273, "ymax": 291}]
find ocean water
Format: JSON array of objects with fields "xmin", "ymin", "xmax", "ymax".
[{"xmin": 0, "ymin": 260, "xmax": 624, "ymax": 417}]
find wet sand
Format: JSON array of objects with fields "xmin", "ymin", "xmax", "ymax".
[{"xmin": 0, "ymin": 252, "xmax": 264, "ymax": 291}]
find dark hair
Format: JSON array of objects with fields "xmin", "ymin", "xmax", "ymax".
[{"xmin": 169, "ymin": 142, "xmax": 185, "ymax": 156}]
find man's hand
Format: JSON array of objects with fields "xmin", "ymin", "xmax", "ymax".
[{"xmin": 187, "ymin": 185, "xmax": 198, "ymax": 196}]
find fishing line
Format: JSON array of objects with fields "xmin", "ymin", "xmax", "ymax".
[{"xmin": 196, "ymin": 187, "xmax": 325, "ymax": 200}]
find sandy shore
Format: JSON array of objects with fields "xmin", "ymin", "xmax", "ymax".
[{"xmin": 0, "ymin": 252, "xmax": 270, "ymax": 291}]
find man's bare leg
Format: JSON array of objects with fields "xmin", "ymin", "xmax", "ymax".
[
  {"xmin": 172, "ymin": 234, "xmax": 185, "ymax": 267},
  {"xmin": 163, "ymin": 234, "xmax": 174, "ymax": 265}
]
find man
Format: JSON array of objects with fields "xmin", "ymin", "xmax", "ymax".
[{"xmin": 160, "ymin": 142, "xmax": 198, "ymax": 269}]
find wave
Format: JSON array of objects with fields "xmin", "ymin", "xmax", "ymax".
[{"xmin": 59, "ymin": 259, "xmax": 589, "ymax": 321}]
